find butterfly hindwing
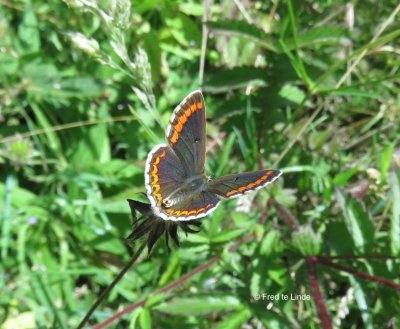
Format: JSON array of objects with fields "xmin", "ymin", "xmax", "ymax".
[
  {"xmin": 145, "ymin": 144, "xmax": 219, "ymax": 221},
  {"xmin": 161, "ymin": 191, "xmax": 220, "ymax": 221},
  {"xmin": 166, "ymin": 90, "xmax": 206, "ymax": 176},
  {"xmin": 145, "ymin": 144, "xmax": 186, "ymax": 209},
  {"xmin": 207, "ymin": 170, "xmax": 282, "ymax": 199}
]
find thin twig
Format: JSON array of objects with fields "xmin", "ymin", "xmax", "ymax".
[
  {"xmin": 267, "ymin": 0, "xmax": 280, "ymax": 31},
  {"xmin": 270, "ymin": 198, "xmax": 299, "ymax": 230},
  {"xmin": 344, "ymin": 122, "xmax": 394, "ymax": 150},
  {"xmin": 233, "ymin": 0, "xmax": 253, "ymax": 24},
  {"xmin": 76, "ymin": 240, "xmax": 147, "ymax": 329},
  {"xmin": 0, "ymin": 115, "xmax": 134, "ymax": 144},
  {"xmin": 199, "ymin": 0, "xmax": 212, "ymax": 86},
  {"xmin": 273, "ymin": 103, "xmax": 323, "ymax": 167}
]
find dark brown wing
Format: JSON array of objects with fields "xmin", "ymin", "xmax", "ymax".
[{"xmin": 166, "ymin": 90, "xmax": 206, "ymax": 176}]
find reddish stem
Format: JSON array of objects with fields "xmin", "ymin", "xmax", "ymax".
[
  {"xmin": 317, "ymin": 257, "xmax": 400, "ymax": 290},
  {"xmin": 306, "ymin": 256, "xmax": 332, "ymax": 329}
]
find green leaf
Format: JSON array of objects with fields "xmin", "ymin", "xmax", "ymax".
[
  {"xmin": 208, "ymin": 20, "xmax": 280, "ymax": 53},
  {"xmin": 336, "ymin": 189, "xmax": 374, "ymax": 253},
  {"xmin": 211, "ymin": 228, "xmax": 244, "ymax": 244},
  {"xmin": 295, "ymin": 25, "xmax": 347, "ymax": 48},
  {"xmin": 165, "ymin": 14, "xmax": 202, "ymax": 47},
  {"xmin": 323, "ymin": 87, "xmax": 382, "ymax": 99},
  {"xmin": 350, "ymin": 277, "xmax": 373, "ymax": 329},
  {"xmin": 333, "ymin": 164, "xmax": 360, "ymax": 186},
  {"xmin": 139, "ymin": 308, "xmax": 152, "ymax": 329},
  {"xmin": 214, "ymin": 307, "xmax": 251, "ymax": 329},
  {"xmin": 379, "ymin": 143, "xmax": 393, "ymax": 180},
  {"xmin": 142, "ymin": 32, "xmax": 162, "ymax": 83},
  {"xmin": 0, "ymin": 53, "xmax": 19, "ymax": 75},
  {"xmin": 18, "ymin": 2, "xmax": 40, "ymax": 53},
  {"xmin": 204, "ymin": 66, "xmax": 268, "ymax": 92},
  {"xmin": 155, "ymin": 296, "xmax": 242, "ymax": 315},
  {"xmin": 278, "ymin": 84, "xmax": 306, "ymax": 104},
  {"xmin": 215, "ymin": 133, "xmax": 236, "ymax": 177},
  {"xmin": 129, "ymin": 308, "xmax": 142, "ymax": 329},
  {"xmin": 390, "ymin": 172, "xmax": 400, "ymax": 256},
  {"xmin": 259, "ymin": 229, "xmax": 280, "ymax": 257},
  {"xmin": 30, "ymin": 104, "xmax": 62, "ymax": 154}
]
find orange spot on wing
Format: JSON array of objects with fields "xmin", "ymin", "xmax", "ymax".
[
  {"xmin": 179, "ymin": 115, "xmax": 188, "ymax": 125},
  {"xmin": 226, "ymin": 190, "xmax": 235, "ymax": 197},
  {"xmin": 196, "ymin": 101, "xmax": 203, "ymax": 109},
  {"xmin": 174, "ymin": 122, "xmax": 183, "ymax": 133},
  {"xmin": 161, "ymin": 203, "xmax": 213, "ymax": 217},
  {"xmin": 149, "ymin": 149, "xmax": 169, "ymax": 204},
  {"xmin": 170, "ymin": 131, "xmax": 179, "ymax": 143}
]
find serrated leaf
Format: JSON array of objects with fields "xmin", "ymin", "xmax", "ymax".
[{"xmin": 295, "ymin": 25, "xmax": 347, "ymax": 48}]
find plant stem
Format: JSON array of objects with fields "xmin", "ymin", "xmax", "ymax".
[
  {"xmin": 76, "ymin": 240, "xmax": 147, "ymax": 329},
  {"xmin": 317, "ymin": 257, "xmax": 400, "ymax": 290},
  {"xmin": 306, "ymin": 256, "xmax": 332, "ymax": 329}
]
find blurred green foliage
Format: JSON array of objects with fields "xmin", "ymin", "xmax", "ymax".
[{"xmin": 1, "ymin": 0, "xmax": 400, "ymax": 328}]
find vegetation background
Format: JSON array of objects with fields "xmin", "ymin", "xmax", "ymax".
[{"xmin": 1, "ymin": 0, "xmax": 399, "ymax": 328}]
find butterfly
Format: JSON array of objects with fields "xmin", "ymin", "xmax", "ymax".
[{"xmin": 145, "ymin": 90, "xmax": 282, "ymax": 221}]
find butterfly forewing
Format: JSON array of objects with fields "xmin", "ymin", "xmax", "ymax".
[
  {"xmin": 207, "ymin": 170, "xmax": 282, "ymax": 199},
  {"xmin": 166, "ymin": 90, "xmax": 206, "ymax": 176}
]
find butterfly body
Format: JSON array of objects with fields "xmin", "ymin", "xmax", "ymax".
[
  {"xmin": 145, "ymin": 90, "xmax": 282, "ymax": 221},
  {"xmin": 161, "ymin": 175, "xmax": 208, "ymax": 208}
]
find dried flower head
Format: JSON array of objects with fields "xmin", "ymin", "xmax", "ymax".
[{"xmin": 124, "ymin": 199, "xmax": 202, "ymax": 253}]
